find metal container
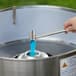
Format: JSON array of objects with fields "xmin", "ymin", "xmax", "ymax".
[{"xmin": 0, "ymin": 5, "xmax": 76, "ymax": 76}]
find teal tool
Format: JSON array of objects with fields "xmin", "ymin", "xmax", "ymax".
[
  {"xmin": 30, "ymin": 40, "xmax": 36, "ymax": 57},
  {"xmin": 29, "ymin": 30, "xmax": 36, "ymax": 57}
]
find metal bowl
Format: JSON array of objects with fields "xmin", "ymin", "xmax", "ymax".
[
  {"xmin": 0, "ymin": 5, "xmax": 76, "ymax": 76},
  {"xmin": 0, "ymin": 38, "xmax": 75, "ymax": 76}
]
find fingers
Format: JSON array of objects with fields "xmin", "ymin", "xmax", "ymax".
[
  {"xmin": 64, "ymin": 23, "xmax": 76, "ymax": 32},
  {"xmin": 66, "ymin": 26, "xmax": 72, "ymax": 32},
  {"xmin": 64, "ymin": 21, "xmax": 72, "ymax": 32},
  {"xmin": 64, "ymin": 17, "xmax": 76, "ymax": 33}
]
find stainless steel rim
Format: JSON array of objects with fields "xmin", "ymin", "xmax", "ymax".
[
  {"xmin": 0, "ymin": 5, "xmax": 76, "ymax": 12},
  {"xmin": 0, "ymin": 5, "xmax": 76, "ymax": 61}
]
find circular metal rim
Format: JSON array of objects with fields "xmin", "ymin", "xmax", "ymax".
[
  {"xmin": 1, "ymin": 38, "xmax": 75, "ymax": 48},
  {"xmin": 0, "ymin": 5, "xmax": 76, "ymax": 12},
  {"xmin": 0, "ymin": 5, "xmax": 76, "ymax": 61}
]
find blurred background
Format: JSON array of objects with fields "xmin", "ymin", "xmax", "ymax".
[{"xmin": 0, "ymin": 0, "xmax": 76, "ymax": 9}]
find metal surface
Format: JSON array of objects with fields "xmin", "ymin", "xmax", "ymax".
[
  {"xmin": 0, "ymin": 39, "xmax": 75, "ymax": 76},
  {"xmin": 12, "ymin": 6, "xmax": 16, "ymax": 24},
  {"xmin": 0, "ymin": 5, "xmax": 76, "ymax": 76},
  {"xmin": 0, "ymin": 5, "xmax": 76, "ymax": 43},
  {"xmin": 36, "ymin": 30, "xmax": 66, "ymax": 39},
  {"xmin": 17, "ymin": 50, "xmax": 48, "ymax": 59},
  {"xmin": 30, "ymin": 30, "xmax": 36, "ymax": 40},
  {"xmin": 0, "ymin": 39, "xmax": 75, "ymax": 58}
]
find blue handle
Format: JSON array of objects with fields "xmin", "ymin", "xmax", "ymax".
[{"xmin": 29, "ymin": 40, "xmax": 36, "ymax": 57}]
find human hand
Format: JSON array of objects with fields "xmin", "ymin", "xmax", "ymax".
[{"xmin": 64, "ymin": 17, "xmax": 76, "ymax": 32}]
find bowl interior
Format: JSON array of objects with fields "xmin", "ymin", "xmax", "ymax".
[{"xmin": 0, "ymin": 39, "xmax": 75, "ymax": 58}]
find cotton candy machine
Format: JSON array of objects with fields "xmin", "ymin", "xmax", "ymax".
[{"xmin": 0, "ymin": 5, "xmax": 76, "ymax": 76}]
